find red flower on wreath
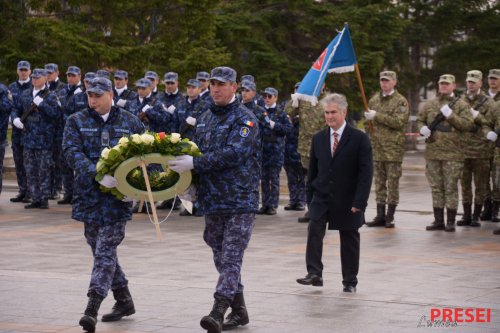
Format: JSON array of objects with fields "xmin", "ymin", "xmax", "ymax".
[{"xmin": 158, "ymin": 132, "xmax": 166, "ymax": 140}]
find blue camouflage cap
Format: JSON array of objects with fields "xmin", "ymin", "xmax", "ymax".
[
  {"xmin": 241, "ymin": 74, "xmax": 255, "ymax": 83},
  {"xmin": 17, "ymin": 60, "xmax": 31, "ymax": 70},
  {"xmin": 114, "ymin": 70, "xmax": 128, "ymax": 80},
  {"xmin": 241, "ymin": 80, "xmax": 256, "ymax": 91},
  {"xmin": 136, "ymin": 78, "xmax": 152, "ymax": 88},
  {"xmin": 31, "ymin": 68, "xmax": 47, "ymax": 78},
  {"xmin": 145, "ymin": 71, "xmax": 158, "ymax": 80},
  {"xmin": 210, "ymin": 66, "xmax": 237, "ymax": 83},
  {"xmin": 44, "ymin": 63, "xmax": 59, "ymax": 73},
  {"xmin": 164, "ymin": 72, "xmax": 178, "ymax": 83},
  {"xmin": 87, "ymin": 77, "xmax": 112, "ymax": 94},
  {"xmin": 66, "ymin": 66, "xmax": 81, "ymax": 75},
  {"xmin": 294, "ymin": 81, "xmax": 301, "ymax": 89},
  {"xmin": 186, "ymin": 78, "xmax": 201, "ymax": 87},
  {"xmin": 196, "ymin": 71, "xmax": 210, "ymax": 81},
  {"xmin": 264, "ymin": 87, "xmax": 278, "ymax": 96},
  {"xmin": 84, "ymin": 72, "xmax": 96, "ymax": 81},
  {"xmin": 96, "ymin": 69, "xmax": 110, "ymax": 79}
]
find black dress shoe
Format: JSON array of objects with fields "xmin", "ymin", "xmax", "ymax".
[
  {"xmin": 10, "ymin": 193, "xmax": 26, "ymax": 202},
  {"xmin": 25, "ymin": 202, "xmax": 41, "ymax": 209},
  {"xmin": 266, "ymin": 207, "xmax": 277, "ymax": 215},
  {"xmin": 294, "ymin": 203, "xmax": 306, "ymax": 211},
  {"xmin": 284, "ymin": 203, "xmax": 296, "ymax": 211},
  {"xmin": 298, "ymin": 211, "xmax": 310, "ymax": 223},
  {"xmin": 296, "ymin": 274, "xmax": 323, "ymax": 287},
  {"xmin": 57, "ymin": 196, "xmax": 72, "ymax": 205},
  {"xmin": 343, "ymin": 285, "xmax": 356, "ymax": 293},
  {"xmin": 256, "ymin": 206, "xmax": 267, "ymax": 215}
]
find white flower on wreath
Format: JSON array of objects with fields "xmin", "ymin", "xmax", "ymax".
[
  {"xmin": 141, "ymin": 133, "xmax": 155, "ymax": 145},
  {"xmin": 101, "ymin": 147, "xmax": 111, "ymax": 159},
  {"xmin": 170, "ymin": 133, "xmax": 181, "ymax": 143},
  {"xmin": 131, "ymin": 134, "xmax": 142, "ymax": 144},
  {"xmin": 189, "ymin": 141, "xmax": 199, "ymax": 151},
  {"xmin": 118, "ymin": 137, "xmax": 129, "ymax": 147}
]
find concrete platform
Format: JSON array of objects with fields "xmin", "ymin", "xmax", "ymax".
[{"xmin": 0, "ymin": 152, "xmax": 499, "ymax": 333}]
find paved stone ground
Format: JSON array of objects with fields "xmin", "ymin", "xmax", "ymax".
[{"xmin": 0, "ymin": 150, "xmax": 499, "ymax": 333}]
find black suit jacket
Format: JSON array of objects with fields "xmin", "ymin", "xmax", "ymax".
[{"xmin": 306, "ymin": 123, "xmax": 373, "ymax": 230}]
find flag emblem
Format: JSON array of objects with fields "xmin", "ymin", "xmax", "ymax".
[
  {"xmin": 312, "ymin": 48, "xmax": 327, "ymax": 71},
  {"xmin": 244, "ymin": 120, "xmax": 254, "ymax": 127}
]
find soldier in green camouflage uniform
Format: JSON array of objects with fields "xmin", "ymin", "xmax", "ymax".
[
  {"xmin": 484, "ymin": 69, "xmax": 500, "ymax": 235},
  {"xmin": 417, "ymin": 74, "xmax": 473, "ymax": 232},
  {"xmin": 287, "ymin": 89, "xmax": 326, "ymax": 223},
  {"xmin": 364, "ymin": 71, "xmax": 409, "ymax": 228},
  {"xmin": 455, "ymin": 70, "xmax": 496, "ymax": 228},
  {"xmin": 483, "ymin": 69, "xmax": 500, "ymax": 224}
]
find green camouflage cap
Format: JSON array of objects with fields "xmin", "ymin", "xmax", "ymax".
[
  {"xmin": 488, "ymin": 69, "xmax": 500, "ymax": 79},
  {"xmin": 466, "ymin": 70, "xmax": 482, "ymax": 83},
  {"xmin": 379, "ymin": 70, "xmax": 397, "ymax": 81},
  {"xmin": 438, "ymin": 74, "xmax": 455, "ymax": 84}
]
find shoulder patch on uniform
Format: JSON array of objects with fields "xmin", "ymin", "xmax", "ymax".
[{"xmin": 240, "ymin": 126, "xmax": 250, "ymax": 137}]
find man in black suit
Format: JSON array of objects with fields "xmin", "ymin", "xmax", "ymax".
[{"xmin": 296, "ymin": 93, "xmax": 373, "ymax": 292}]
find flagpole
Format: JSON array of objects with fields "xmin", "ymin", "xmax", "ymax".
[{"xmin": 354, "ymin": 63, "xmax": 373, "ymax": 132}]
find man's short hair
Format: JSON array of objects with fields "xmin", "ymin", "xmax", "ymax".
[{"xmin": 320, "ymin": 93, "xmax": 348, "ymax": 112}]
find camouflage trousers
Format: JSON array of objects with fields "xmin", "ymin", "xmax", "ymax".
[
  {"xmin": 60, "ymin": 148, "xmax": 74, "ymax": 198},
  {"xmin": 23, "ymin": 148, "xmax": 53, "ymax": 203},
  {"xmin": 51, "ymin": 141, "xmax": 62, "ymax": 195},
  {"xmin": 284, "ymin": 161, "xmax": 306, "ymax": 205},
  {"xmin": 84, "ymin": 221, "xmax": 128, "ymax": 298},
  {"xmin": 261, "ymin": 166, "xmax": 281, "ymax": 209},
  {"xmin": 374, "ymin": 161, "xmax": 402, "ymax": 205},
  {"xmin": 0, "ymin": 143, "xmax": 5, "ymax": 194},
  {"xmin": 425, "ymin": 160, "xmax": 463, "ymax": 209},
  {"xmin": 485, "ymin": 158, "xmax": 500, "ymax": 201},
  {"xmin": 12, "ymin": 141, "xmax": 27, "ymax": 195},
  {"xmin": 460, "ymin": 158, "xmax": 490, "ymax": 204},
  {"xmin": 204, "ymin": 213, "xmax": 255, "ymax": 300}
]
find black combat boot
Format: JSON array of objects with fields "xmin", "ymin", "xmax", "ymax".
[
  {"xmin": 298, "ymin": 210, "xmax": 310, "ymax": 223},
  {"xmin": 426, "ymin": 207, "xmax": 445, "ymax": 231},
  {"xmin": 366, "ymin": 204, "xmax": 386, "ymax": 227},
  {"xmin": 101, "ymin": 286, "xmax": 135, "ymax": 322},
  {"xmin": 200, "ymin": 295, "xmax": 231, "ymax": 333},
  {"xmin": 480, "ymin": 199, "xmax": 492, "ymax": 220},
  {"xmin": 456, "ymin": 203, "xmax": 472, "ymax": 226},
  {"xmin": 445, "ymin": 208, "xmax": 457, "ymax": 232},
  {"xmin": 222, "ymin": 293, "xmax": 249, "ymax": 331},
  {"xmin": 491, "ymin": 201, "xmax": 500, "ymax": 222},
  {"xmin": 79, "ymin": 293, "xmax": 104, "ymax": 333},
  {"xmin": 470, "ymin": 204, "xmax": 482, "ymax": 227},
  {"xmin": 493, "ymin": 227, "xmax": 500, "ymax": 235},
  {"xmin": 10, "ymin": 193, "xmax": 26, "ymax": 202},
  {"xmin": 384, "ymin": 204, "xmax": 396, "ymax": 228}
]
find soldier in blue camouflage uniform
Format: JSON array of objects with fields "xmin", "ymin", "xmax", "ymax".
[
  {"xmin": 125, "ymin": 78, "xmax": 165, "ymax": 132},
  {"xmin": 0, "ymin": 84, "xmax": 13, "ymax": 196},
  {"xmin": 66, "ymin": 72, "xmax": 95, "ymax": 118},
  {"xmin": 175, "ymin": 79, "xmax": 210, "ymax": 139},
  {"xmin": 197, "ymin": 71, "xmax": 212, "ymax": 102},
  {"xmin": 256, "ymin": 87, "xmax": 292, "ymax": 215},
  {"xmin": 9, "ymin": 60, "xmax": 32, "ymax": 203},
  {"xmin": 168, "ymin": 67, "xmax": 260, "ymax": 333},
  {"xmin": 145, "ymin": 71, "xmax": 160, "ymax": 97},
  {"xmin": 283, "ymin": 82, "xmax": 306, "ymax": 211},
  {"xmin": 62, "ymin": 78, "xmax": 144, "ymax": 332},
  {"xmin": 113, "ymin": 70, "xmax": 137, "ymax": 108},
  {"xmin": 45, "ymin": 63, "xmax": 67, "ymax": 199},
  {"xmin": 239, "ymin": 74, "xmax": 265, "ymax": 108},
  {"xmin": 13, "ymin": 69, "xmax": 60, "ymax": 209}
]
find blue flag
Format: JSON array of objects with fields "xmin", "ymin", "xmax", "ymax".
[{"xmin": 293, "ymin": 24, "xmax": 357, "ymax": 106}]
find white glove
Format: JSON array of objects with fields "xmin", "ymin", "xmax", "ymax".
[
  {"xmin": 470, "ymin": 108, "xmax": 479, "ymax": 119},
  {"xmin": 440, "ymin": 104, "xmax": 453, "ymax": 118},
  {"xmin": 365, "ymin": 109, "xmax": 377, "ymax": 120},
  {"xmin": 74, "ymin": 87, "xmax": 83, "ymax": 95},
  {"xmin": 420, "ymin": 126, "xmax": 431, "ymax": 138},
  {"xmin": 13, "ymin": 117, "xmax": 24, "ymax": 130},
  {"xmin": 486, "ymin": 131, "xmax": 498, "ymax": 142},
  {"xmin": 269, "ymin": 120, "xmax": 276, "ymax": 129},
  {"xmin": 122, "ymin": 196, "xmax": 134, "ymax": 202},
  {"xmin": 33, "ymin": 96, "xmax": 44, "ymax": 106},
  {"xmin": 186, "ymin": 116, "xmax": 196, "ymax": 126},
  {"xmin": 141, "ymin": 104, "xmax": 152, "ymax": 112},
  {"xmin": 167, "ymin": 155, "xmax": 194, "ymax": 174},
  {"xmin": 167, "ymin": 105, "xmax": 176, "ymax": 114},
  {"xmin": 98, "ymin": 175, "xmax": 118, "ymax": 188},
  {"xmin": 116, "ymin": 99, "xmax": 127, "ymax": 107}
]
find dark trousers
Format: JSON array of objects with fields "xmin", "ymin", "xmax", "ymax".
[
  {"xmin": 0, "ymin": 144, "xmax": 5, "ymax": 194},
  {"xmin": 261, "ymin": 166, "xmax": 281, "ymax": 208},
  {"xmin": 12, "ymin": 141, "xmax": 27, "ymax": 195},
  {"xmin": 284, "ymin": 161, "xmax": 306, "ymax": 205},
  {"xmin": 305, "ymin": 215, "xmax": 360, "ymax": 287}
]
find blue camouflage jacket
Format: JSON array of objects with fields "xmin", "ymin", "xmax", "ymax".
[
  {"xmin": 259, "ymin": 105, "xmax": 292, "ymax": 167},
  {"xmin": 15, "ymin": 87, "xmax": 60, "ymax": 149},
  {"xmin": 63, "ymin": 106, "xmax": 144, "ymax": 225},
  {"xmin": 175, "ymin": 96, "xmax": 210, "ymax": 139},
  {"xmin": 113, "ymin": 88, "xmax": 138, "ymax": 104},
  {"xmin": 8, "ymin": 80, "xmax": 32, "ymax": 145},
  {"xmin": 285, "ymin": 112, "xmax": 301, "ymax": 164},
  {"xmin": 125, "ymin": 94, "xmax": 167, "ymax": 133},
  {"xmin": 65, "ymin": 89, "xmax": 88, "ymax": 120},
  {"xmin": 194, "ymin": 99, "xmax": 261, "ymax": 215},
  {"xmin": 0, "ymin": 84, "xmax": 13, "ymax": 144}
]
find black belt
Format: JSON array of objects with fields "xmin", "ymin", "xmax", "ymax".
[{"xmin": 434, "ymin": 124, "xmax": 451, "ymax": 132}]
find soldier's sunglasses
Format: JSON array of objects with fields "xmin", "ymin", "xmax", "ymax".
[{"xmin": 263, "ymin": 94, "xmax": 273, "ymax": 99}]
